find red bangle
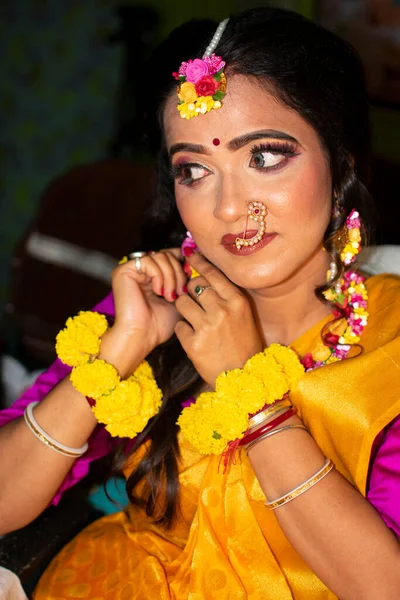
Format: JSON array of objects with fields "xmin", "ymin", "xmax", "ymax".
[
  {"xmin": 86, "ymin": 397, "xmax": 96, "ymax": 407},
  {"xmin": 239, "ymin": 407, "xmax": 297, "ymax": 447}
]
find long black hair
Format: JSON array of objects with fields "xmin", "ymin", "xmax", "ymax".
[{"xmin": 114, "ymin": 7, "xmax": 376, "ymax": 528}]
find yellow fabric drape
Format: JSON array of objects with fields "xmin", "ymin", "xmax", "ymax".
[{"xmin": 34, "ymin": 274, "xmax": 400, "ymax": 599}]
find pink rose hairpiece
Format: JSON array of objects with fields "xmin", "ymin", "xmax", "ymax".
[{"xmin": 172, "ymin": 18, "xmax": 229, "ymax": 120}]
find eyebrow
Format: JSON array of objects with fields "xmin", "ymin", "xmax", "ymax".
[{"xmin": 169, "ymin": 129, "xmax": 298, "ymax": 158}]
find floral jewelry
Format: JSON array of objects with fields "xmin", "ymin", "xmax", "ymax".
[
  {"xmin": 172, "ymin": 18, "xmax": 229, "ymax": 119},
  {"xmin": 340, "ymin": 209, "xmax": 362, "ymax": 266},
  {"xmin": 56, "ymin": 311, "xmax": 162, "ymax": 438},
  {"xmin": 178, "ymin": 344, "xmax": 305, "ymax": 455},
  {"xmin": 181, "ymin": 231, "xmax": 200, "ymax": 278},
  {"xmin": 302, "ymin": 270, "xmax": 369, "ymax": 371},
  {"xmin": 235, "ymin": 201, "xmax": 268, "ymax": 249}
]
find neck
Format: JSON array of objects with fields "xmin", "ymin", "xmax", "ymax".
[{"xmin": 246, "ymin": 254, "xmax": 332, "ymax": 347}]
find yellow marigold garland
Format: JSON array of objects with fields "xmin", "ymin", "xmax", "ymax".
[
  {"xmin": 178, "ymin": 344, "xmax": 305, "ymax": 455},
  {"xmin": 56, "ymin": 311, "xmax": 162, "ymax": 438},
  {"xmin": 56, "ymin": 311, "xmax": 108, "ymax": 366},
  {"xmin": 70, "ymin": 360, "xmax": 121, "ymax": 400}
]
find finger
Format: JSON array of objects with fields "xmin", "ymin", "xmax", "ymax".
[
  {"xmin": 162, "ymin": 251, "xmax": 188, "ymax": 295},
  {"xmin": 147, "ymin": 252, "xmax": 178, "ymax": 301},
  {"xmin": 174, "ymin": 320, "xmax": 194, "ymax": 351},
  {"xmin": 186, "ymin": 278, "xmax": 220, "ymax": 311},
  {"xmin": 166, "ymin": 247, "xmax": 183, "ymax": 262},
  {"xmin": 175, "ymin": 294, "xmax": 206, "ymax": 330},
  {"xmin": 113, "ymin": 256, "xmax": 165, "ymax": 302},
  {"xmin": 111, "ymin": 263, "xmax": 152, "ymax": 329},
  {"xmin": 186, "ymin": 253, "xmax": 237, "ymax": 300}
]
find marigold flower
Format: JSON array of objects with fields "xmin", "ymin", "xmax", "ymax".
[
  {"xmin": 178, "ymin": 393, "xmax": 248, "ymax": 455},
  {"xmin": 56, "ymin": 323, "xmax": 101, "ymax": 366},
  {"xmin": 72, "ymin": 311, "xmax": 108, "ymax": 337},
  {"xmin": 70, "ymin": 360, "xmax": 120, "ymax": 400}
]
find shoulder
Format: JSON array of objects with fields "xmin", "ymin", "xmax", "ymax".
[
  {"xmin": 365, "ymin": 272, "xmax": 400, "ymax": 296},
  {"xmin": 363, "ymin": 273, "xmax": 400, "ymax": 348},
  {"xmin": 365, "ymin": 273, "xmax": 400, "ymax": 312}
]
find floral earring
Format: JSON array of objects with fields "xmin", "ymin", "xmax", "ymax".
[
  {"xmin": 340, "ymin": 209, "xmax": 362, "ymax": 266},
  {"xmin": 181, "ymin": 232, "xmax": 200, "ymax": 278},
  {"xmin": 328, "ymin": 208, "xmax": 362, "ymax": 286}
]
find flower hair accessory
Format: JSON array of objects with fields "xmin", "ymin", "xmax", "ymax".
[{"xmin": 172, "ymin": 18, "xmax": 229, "ymax": 120}]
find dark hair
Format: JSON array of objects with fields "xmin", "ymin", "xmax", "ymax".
[{"xmin": 114, "ymin": 7, "xmax": 376, "ymax": 527}]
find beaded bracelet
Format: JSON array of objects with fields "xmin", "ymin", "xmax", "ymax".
[
  {"xmin": 24, "ymin": 402, "xmax": 88, "ymax": 458},
  {"xmin": 238, "ymin": 407, "xmax": 297, "ymax": 447},
  {"xmin": 264, "ymin": 459, "xmax": 334, "ymax": 510},
  {"xmin": 245, "ymin": 424, "xmax": 308, "ymax": 455}
]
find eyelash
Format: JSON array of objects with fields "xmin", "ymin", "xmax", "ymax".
[
  {"xmin": 249, "ymin": 141, "xmax": 298, "ymax": 171},
  {"xmin": 170, "ymin": 162, "xmax": 208, "ymax": 186},
  {"xmin": 171, "ymin": 141, "xmax": 299, "ymax": 186}
]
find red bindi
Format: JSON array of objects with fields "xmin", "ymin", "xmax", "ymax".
[{"xmin": 212, "ymin": 138, "xmax": 220, "ymax": 146}]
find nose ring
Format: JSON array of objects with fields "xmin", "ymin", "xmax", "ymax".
[{"xmin": 235, "ymin": 201, "xmax": 267, "ymax": 249}]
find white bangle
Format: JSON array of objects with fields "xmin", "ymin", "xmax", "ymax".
[{"xmin": 24, "ymin": 401, "xmax": 88, "ymax": 458}]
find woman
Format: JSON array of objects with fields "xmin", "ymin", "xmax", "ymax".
[{"xmin": 1, "ymin": 7, "xmax": 400, "ymax": 599}]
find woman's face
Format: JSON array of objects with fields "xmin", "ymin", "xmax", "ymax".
[{"xmin": 163, "ymin": 75, "xmax": 333, "ymax": 291}]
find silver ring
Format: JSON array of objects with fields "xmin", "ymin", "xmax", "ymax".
[
  {"xmin": 194, "ymin": 284, "xmax": 212, "ymax": 298},
  {"xmin": 128, "ymin": 251, "xmax": 147, "ymax": 273}
]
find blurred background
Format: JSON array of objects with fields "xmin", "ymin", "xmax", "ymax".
[{"xmin": 0, "ymin": 0, "xmax": 399, "ymax": 404}]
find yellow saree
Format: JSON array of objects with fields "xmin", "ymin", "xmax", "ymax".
[{"xmin": 34, "ymin": 273, "xmax": 400, "ymax": 599}]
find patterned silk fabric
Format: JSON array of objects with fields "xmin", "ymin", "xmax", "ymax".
[{"xmin": 34, "ymin": 274, "xmax": 400, "ymax": 599}]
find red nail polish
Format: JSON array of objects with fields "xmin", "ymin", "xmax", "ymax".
[
  {"xmin": 160, "ymin": 286, "xmax": 164, "ymax": 296},
  {"xmin": 172, "ymin": 291, "xmax": 178, "ymax": 300},
  {"xmin": 183, "ymin": 247, "xmax": 194, "ymax": 257},
  {"xmin": 183, "ymin": 284, "xmax": 188, "ymax": 294}
]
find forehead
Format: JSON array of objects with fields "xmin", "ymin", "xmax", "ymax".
[{"xmin": 163, "ymin": 75, "xmax": 320, "ymax": 150}]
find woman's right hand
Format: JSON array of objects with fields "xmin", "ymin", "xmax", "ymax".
[{"xmin": 100, "ymin": 249, "xmax": 187, "ymax": 376}]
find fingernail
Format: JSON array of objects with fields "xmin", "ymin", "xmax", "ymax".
[
  {"xmin": 183, "ymin": 247, "xmax": 194, "ymax": 257},
  {"xmin": 172, "ymin": 291, "xmax": 178, "ymax": 300},
  {"xmin": 183, "ymin": 284, "xmax": 188, "ymax": 294},
  {"xmin": 160, "ymin": 286, "xmax": 164, "ymax": 296}
]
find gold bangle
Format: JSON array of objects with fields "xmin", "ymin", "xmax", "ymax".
[
  {"xmin": 248, "ymin": 398, "xmax": 292, "ymax": 430},
  {"xmin": 245, "ymin": 424, "xmax": 308, "ymax": 455},
  {"xmin": 264, "ymin": 459, "xmax": 334, "ymax": 510}
]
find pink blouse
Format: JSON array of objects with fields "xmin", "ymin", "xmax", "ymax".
[{"xmin": 1, "ymin": 292, "xmax": 400, "ymax": 536}]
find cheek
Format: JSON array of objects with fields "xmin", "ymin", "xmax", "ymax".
[
  {"xmin": 174, "ymin": 185, "xmax": 213, "ymax": 231},
  {"xmin": 268, "ymin": 160, "xmax": 332, "ymax": 227}
]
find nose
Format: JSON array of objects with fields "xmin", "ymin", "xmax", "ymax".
[{"xmin": 212, "ymin": 174, "xmax": 247, "ymax": 224}]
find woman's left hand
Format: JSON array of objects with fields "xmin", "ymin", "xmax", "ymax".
[{"xmin": 175, "ymin": 252, "xmax": 263, "ymax": 387}]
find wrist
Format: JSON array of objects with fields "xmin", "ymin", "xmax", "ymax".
[{"xmin": 99, "ymin": 328, "xmax": 150, "ymax": 379}]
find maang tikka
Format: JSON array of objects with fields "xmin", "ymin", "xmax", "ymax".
[{"xmin": 172, "ymin": 19, "xmax": 229, "ymax": 120}]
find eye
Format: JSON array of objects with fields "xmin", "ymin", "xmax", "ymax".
[
  {"xmin": 171, "ymin": 162, "xmax": 211, "ymax": 186},
  {"xmin": 250, "ymin": 151, "xmax": 283, "ymax": 169},
  {"xmin": 249, "ymin": 142, "xmax": 298, "ymax": 172}
]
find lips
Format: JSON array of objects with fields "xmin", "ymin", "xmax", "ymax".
[
  {"xmin": 221, "ymin": 230, "xmax": 277, "ymax": 256},
  {"xmin": 221, "ymin": 230, "xmax": 259, "ymax": 245}
]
